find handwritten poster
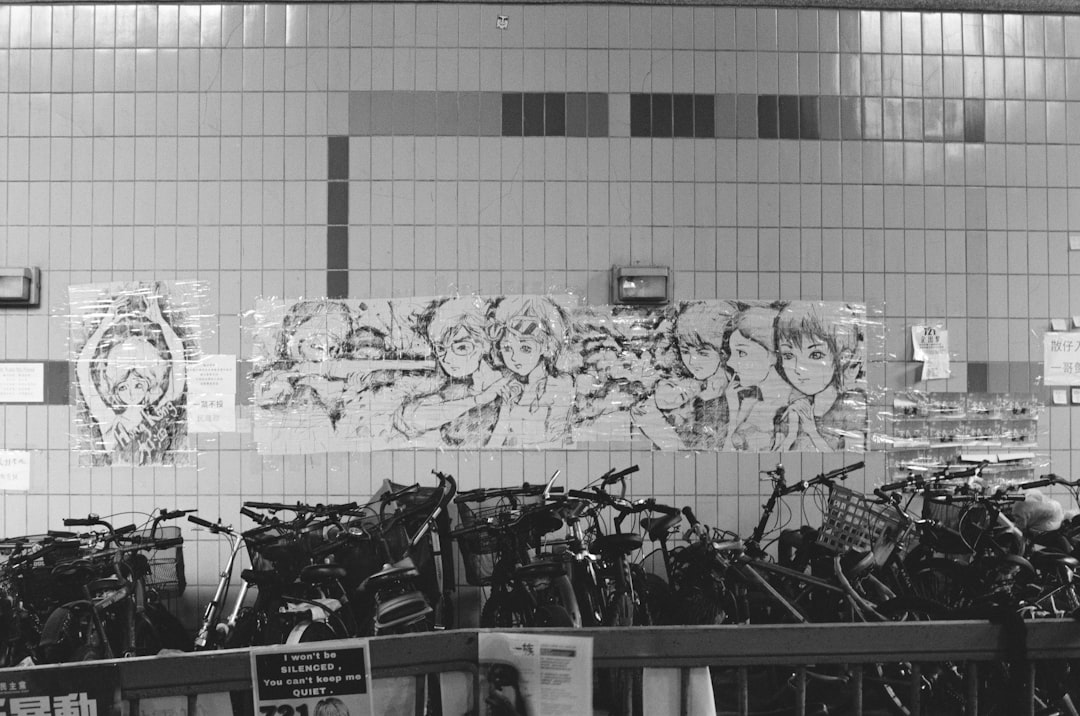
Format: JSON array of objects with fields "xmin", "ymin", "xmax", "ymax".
[
  {"xmin": 0, "ymin": 450, "xmax": 30, "ymax": 491},
  {"xmin": 188, "ymin": 355, "xmax": 237, "ymax": 433},
  {"xmin": 1044, "ymin": 332, "xmax": 1080, "ymax": 386},
  {"xmin": 911, "ymin": 325, "xmax": 950, "ymax": 380}
]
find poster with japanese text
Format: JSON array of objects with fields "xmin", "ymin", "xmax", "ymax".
[
  {"xmin": 0, "ymin": 662, "xmax": 120, "ymax": 716},
  {"xmin": 250, "ymin": 297, "xmax": 868, "ymax": 454},
  {"xmin": 479, "ymin": 632, "xmax": 592, "ymax": 716}
]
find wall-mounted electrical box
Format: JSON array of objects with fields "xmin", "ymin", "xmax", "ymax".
[
  {"xmin": 611, "ymin": 266, "xmax": 670, "ymax": 305},
  {"xmin": 0, "ymin": 268, "xmax": 41, "ymax": 308}
]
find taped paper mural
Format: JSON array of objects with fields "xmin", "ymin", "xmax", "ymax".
[
  {"xmin": 250, "ymin": 297, "xmax": 868, "ymax": 454},
  {"xmin": 69, "ymin": 281, "xmax": 206, "ymax": 466}
]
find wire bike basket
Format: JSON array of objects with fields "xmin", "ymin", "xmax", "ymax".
[
  {"xmin": 137, "ymin": 526, "xmax": 186, "ymax": 597},
  {"xmin": 454, "ymin": 491, "xmax": 545, "ymax": 587},
  {"xmin": 816, "ymin": 486, "xmax": 909, "ymax": 555}
]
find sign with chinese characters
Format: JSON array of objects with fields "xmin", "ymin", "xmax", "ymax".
[
  {"xmin": 911, "ymin": 325, "xmax": 950, "ymax": 380},
  {"xmin": 1044, "ymin": 332, "xmax": 1080, "ymax": 386},
  {"xmin": 188, "ymin": 354, "xmax": 238, "ymax": 433},
  {"xmin": 0, "ymin": 662, "xmax": 119, "ymax": 715},
  {"xmin": 0, "ymin": 363, "xmax": 44, "ymax": 403},
  {"xmin": 0, "ymin": 451, "xmax": 30, "ymax": 492},
  {"xmin": 251, "ymin": 641, "xmax": 373, "ymax": 716},
  {"xmin": 478, "ymin": 632, "xmax": 592, "ymax": 716}
]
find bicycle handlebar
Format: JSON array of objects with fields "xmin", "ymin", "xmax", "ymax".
[{"xmin": 600, "ymin": 465, "xmax": 640, "ymax": 486}]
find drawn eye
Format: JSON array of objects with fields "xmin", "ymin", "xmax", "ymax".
[
  {"xmin": 451, "ymin": 341, "xmax": 473, "ymax": 356},
  {"xmin": 519, "ymin": 343, "xmax": 534, "ymax": 355},
  {"xmin": 781, "ymin": 352, "xmax": 794, "ymax": 362},
  {"xmin": 809, "ymin": 350, "xmax": 826, "ymax": 361},
  {"xmin": 736, "ymin": 350, "xmax": 747, "ymax": 358}
]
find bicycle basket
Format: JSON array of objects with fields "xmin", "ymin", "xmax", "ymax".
[
  {"xmin": 453, "ymin": 491, "xmax": 545, "ymax": 586},
  {"xmin": 816, "ymin": 486, "xmax": 908, "ymax": 554},
  {"xmin": 137, "ymin": 526, "xmax": 186, "ymax": 597}
]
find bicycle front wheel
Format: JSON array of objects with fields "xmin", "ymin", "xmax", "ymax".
[{"xmin": 480, "ymin": 590, "xmax": 533, "ymax": 628}]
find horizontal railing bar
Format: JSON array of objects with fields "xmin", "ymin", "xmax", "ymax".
[{"xmin": 4, "ymin": 620, "xmax": 1080, "ymax": 701}]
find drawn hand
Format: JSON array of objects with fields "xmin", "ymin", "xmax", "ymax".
[
  {"xmin": 485, "ymin": 689, "xmax": 522, "ymax": 716},
  {"xmin": 497, "ymin": 379, "xmax": 524, "ymax": 405},
  {"xmin": 110, "ymin": 406, "xmax": 146, "ymax": 445},
  {"xmin": 144, "ymin": 294, "xmax": 165, "ymax": 324}
]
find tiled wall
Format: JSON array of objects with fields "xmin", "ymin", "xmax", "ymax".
[{"xmin": 1, "ymin": 3, "xmax": 1079, "ymax": 627}]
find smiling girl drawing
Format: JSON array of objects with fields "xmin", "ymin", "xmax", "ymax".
[{"xmin": 75, "ymin": 289, "xmax": 190, "ymax": 466}]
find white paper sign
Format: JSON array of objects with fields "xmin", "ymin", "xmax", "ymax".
[
  {"xmin": 479, "ymin": 632, "xmax": 592, "ymax": 716},
  {"xmin": 187, "ymin": 394, "xmax": 236, "ymax": 433},
  {"xmin": 188, "ymin": 355, "xmax": 237, "ymax": 394},
  {"xmin": 1044, "ymin": 332, "xmax": 1080, "ymax": 386},
  {"xmin": 0, "ymin": 451, "xmax": 31, "ymax": 491},
  {"xmin": 912, "ymin": 326, "xmax": 950, "ymax": 380},
  {"xmin": 251, "ymin": 640, "xmax": 373, "ymax": 716},
  {"xmin": 0, "ymin": 363, "xmax": 44, "ymax": 403}
]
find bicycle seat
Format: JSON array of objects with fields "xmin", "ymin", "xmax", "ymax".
[
  {"xmin": 513, "ymin": 560, "xmax": 566, "ymax": 580},
  {"xmin": 361, "ymin": 565, "xmax": 419, "ymax": 591},
  {"xmin": 87, "ymin": 576, "xmax": 124, "ymax": 595},
  {"xmin": 241, "ymin": 568, "xmax": 286, "ymax": 589},
  {"xmin": 590, "ymin": 533, "xmax": 643, "ymax": 557},
  {"xmin": 641, "ymin": 514, "xmax": 681, "ymax": 542},
  {"xmin": 299, "ymin": 564, "xmax": 348, "ymax": 585},
  {"xmin": 1029, "ymin": 548, "xmax": 1080, "ymax": 571}
]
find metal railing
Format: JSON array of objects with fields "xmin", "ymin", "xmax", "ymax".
[{"xmin": 7, "ymin": 620, "xmax": 1080, "ymax": 715}]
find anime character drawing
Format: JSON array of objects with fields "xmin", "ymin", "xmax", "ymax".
[
  {"xmin": 74, "ymin": 285, "xmax": 193, "ymax": 466},
  {"xmin": 722, "ymin": 302, "xmax": 795, "ymax": 452},
  {"xmin": 313, "ymin": 698, "xmax": 351, "ymax": 716},
  {"xmin": 572, "ymin": 306, "xmax": 665, "ymax": 442},
  {"xmin": 631, "ymin": 301, "xmax": 735, "ymax": 450},
  {"xmin": 487, "ymin": 296, "xmax": 576, "ymax": 449},
  {"xmin": 393, "ymin": 297, "xmax": 518, "ymax": 447},
  {"xmin": 253, "ymin": 299, "xmax": 384, "ymax": 451},
  {"xmin": 773, "ymin": 302, "xmax": 866, "ymax": 451}
]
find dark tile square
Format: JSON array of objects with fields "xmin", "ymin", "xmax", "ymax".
[
  {"xmin": 326, "ymin": 271, "xmax": 349, "ymax": 299},
  {"xmin": 45, "ymin": 361, "xmax": 70, "ymax": 405},
  {"xmin": 587, "ymin": 93, "xmax": 609, "ymax": 137},
  {"xmin": 716, "ymin": 94, "xmax": 737, "ymax": 138},
  {"xmin": 964, "ymin": 99, "xmax": 985, "ymax": 143},
  {"xmin": 501, "ymin": 92, "xmax": 523, "ymax": 136},
  {"xmin": 778, "ymin": 95, "xmax": 799, "ymax": 139},
  {"xmin": 327, "ymin": 182, "xmax": 348, "ymax": 226},
  {"xmin": 523, "ymin": 93, "xmax": 545, "ymax": 136},
  {"xmin": 392, "ymin": 92, "xmax": 415, "ymax": 135},
  {"xmin": 840, "ymin": 96, "xmax": 862, "ymax": 139},
  {"xmin": 758, "ymin": 95, "xmax": 779, "ymax": 138},
  {"xmin": 986, "ymin": 362, "xmax": 1010, "ymax": 393},
  {"xmin": 818, "ymin": 96, "xmax": 840, "ymax": 139},
  {"xmin": 694, "ymin": 94, "xmax": 715, "ymax": 138},
  {"xmin": 673, "ymin": 94, "xmax": 694, "ymax": 137},
  {"xmin": 736, "ymin": 94, "xmax": 758, "ymax": 138},
  {"xmin": 348, "ymin": 92, "xmax": 371, "ymax": 136},
  {"xmin": 436, "ymin": 91, "xmax": 459, "ymax": 135},
  {"xmin": 799, "ymin": 96, "xmax": 820, "ymax": 139},
  {"xmin": 370, "ymin": 91, "xmax": 395, "ymax": 135},
  {"xmin": 459, "ymin": 92, "xmax": 482, "ymax": 135},
  {"xmin": 1008, "ymin": 362, "xmax": 1031, "ymax": 393},
  {"xmin": 967, "ymin": 362, "xmax": 988, "ymax": 393},
  {"xmin": 545, "ymin": 93, "xmax": 566, "ymax": 136},
  {"xmin": 327, "ymin": 136, "xmax": 349, "ymax": 180},
  {"xmin": 652, "ymin": 93, "xmax": 673, "ymax": 137},
  {"xmin": 413, "ymin": 92, "xmax": 437, "ymax": 135},
  {"xmin": 479, "ymin": 92, "xmax": 502, "ymax": 136},
  {"xmin": 566, "ymin": 93, "xmax": 587, "ymax": 137},
  {"xmin": 327, "ymin": 226, "xmax": 349, "ymax": 268},
  {"xmin": 630, "ymin": 93, "xmax": 651, "ymax": 137}
]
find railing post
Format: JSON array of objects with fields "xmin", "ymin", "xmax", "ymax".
[
  {"xmin": 909, "ymin": 662, "xmax": 921, "ymax": 716},
  {"xmin": 851, "ymin": 663, "xmax": 863, "ymax": 716},
  {"xmin": 738, "ymin": 666, "xmax": 749, "ymax": 716},
  {"xmin": 966, "ymin": 661, "xmax": 979, "ymax": 716},
  {"xmin": 795, "ymin": 666, "xmax": 806, "ymax": 716},
  {"xmin": 679, "ymin": 666, "xmax": 689, "ymax": 716}
]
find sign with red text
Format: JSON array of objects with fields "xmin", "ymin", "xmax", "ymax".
[{"xmin": 251, "ymin": 641, "xmax": 372, "ymax": 716}]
